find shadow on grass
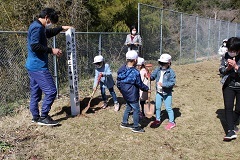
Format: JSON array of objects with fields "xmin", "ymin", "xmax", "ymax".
[
  {"xmin": 216, "ymin": 109, "xmax": 228, "ymax": 134},
  {"xmin": 80, "ymin": 96, "xmax": 126, "ymax": 114},
  {"xmin": 139, "ymin": 108, "xmax": 181, "ymax": 129},
  {"xmin": 52, "ymin": 96, "xmax": 126, "ymax": 121},
  {"xmin": 161, "ymin": 108, "xmax": 182, "ymax": 122}
]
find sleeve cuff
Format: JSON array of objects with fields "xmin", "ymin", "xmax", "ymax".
[{"xmin": 47, "ymin": 48, "xmax": 52, "ymax": 53}]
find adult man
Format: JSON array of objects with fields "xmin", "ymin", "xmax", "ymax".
[{"xmin": 25, "ymin": 8, "xmax": 72, "ymax": 125}]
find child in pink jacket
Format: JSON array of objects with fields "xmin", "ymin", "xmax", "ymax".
[{"xmin": 136, "ymin": 57, "xmax": 148, "ymax": 118}]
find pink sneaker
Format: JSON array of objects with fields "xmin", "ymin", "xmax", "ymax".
[{"xmin": 165, "ymin": 122, "xmax": 176, "ymax": 130}]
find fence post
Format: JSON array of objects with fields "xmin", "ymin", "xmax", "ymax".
[
  {"xmin": 227, "ymin": 21, "xmax": 230, "ymax": 38},
  {"xmin": 235, "ymin": 23, "xmax": 238, "ymax": 37},
  {"xmin": 195, "ymin": 16, "xmax": 198, "ymax": 63},
  {"xmin": 160, "ymin": 9, "xmax": 163, "ymax": 56},
  {"xmin": 179, "ymin": 13, "xmax": 183, "ymax": 65},
  {"xmin": 138, "ymin": 3, "xmax": 141, "ymax": 56},
  {"xmin": 218, "ymin": 20, "xmax": 221, "ymax": 49},
  {"xmin": 98, "ymin": 33, "xmax": 102, "ymax": 55},
  {"xmin": 207, "ymin": 18, "xmax": 211, "ymax": 59},
  {"xmin": 53, "ymin": 36, "xmax": 59, "ymax": 98},
  {"xmin": 138, "ymin": 3, "xmax": 140, "ymax": 36}
]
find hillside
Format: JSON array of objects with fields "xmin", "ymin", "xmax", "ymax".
[
  {"xmin": 1, "ymin": 59, "xmax": 240, "ymax": 159},
  {"xmin": 0, "ymin": 0, "xmax": 239, "ymax": 31}
]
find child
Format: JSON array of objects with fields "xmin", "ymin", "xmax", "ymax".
[
  {"xmin": 218, "ymin": 39, "xmax": 228, "ymax": 59},
  {"xmin": 117, "ymin": 50, "xmax": 149, "ymax": 133},
  {"xmin": 93, "ymin": 55, "xmax": 119, "ymax": 111},
  {"xmin": 150, "ymin": 54, "xmax": 176, "ymax": 130},
  {"xmin": 136, "ymin": 57, "xmax": 148, "ymax": 118}
]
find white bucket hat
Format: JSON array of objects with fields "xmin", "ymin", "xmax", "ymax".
[
  {"xmin": 93, "ymin": 55, "xmax": 104, "ymax": 63},
  {"xmin": 137, "ymin": 57, "xmax": 145, "ymax": 65},
  {"xmin": 158, "ymin": 54, "xmax": 171, "ymax": 63},
  {"xmin": 126, "ymin": 50, "xmax": 138, "ymax": 60}
]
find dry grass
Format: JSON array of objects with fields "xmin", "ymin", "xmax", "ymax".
[{"xmin": 1, "ymin": 59, "xmax": 240, "ymax": 160}]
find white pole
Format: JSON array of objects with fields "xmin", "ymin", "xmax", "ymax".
[{"xmin": 65, "ymin": 28, "xmax": 80, "ymax": 116}]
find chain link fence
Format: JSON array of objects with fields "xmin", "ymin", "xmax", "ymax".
[
  {"xmin": 138, "ymin": 3, "xmax": 240, "ymax": 64},
  {"xmin": 1, "ymin": 3, "xmax": 240, "ymax": 115},
  {"xmin": 0, "ymin": 31, "xmax": 128, "ymax": 114}
]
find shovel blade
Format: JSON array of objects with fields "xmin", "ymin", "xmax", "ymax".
[{"xmin": 144, "ymin": 103, "xmax": 155, "ymax": 118}]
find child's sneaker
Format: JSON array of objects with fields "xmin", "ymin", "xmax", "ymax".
[
  {"xmin": 165, "ymin": 122, "xmax": 176, "ymax": 130},
  {"xmin": 224, "ymin": 130, "xmax": 237, "ymax": 141},
  {"xmin": 120, "ymin": 122, "xmax": 133, "ymax": 129},
  {"xmin": 101, "ymin": 102, "xmax": 108, "ymax": 109},
  {"xmin": 150, "ymin": 120, "xmax": 161, "ymax": 128},
  {"xmin": 114, "ymin": 103, "xmax": 120, "ymax": 111},
  {"xmin": 132, "ymin": 127, "xmax": 145, "ymax": 133}
]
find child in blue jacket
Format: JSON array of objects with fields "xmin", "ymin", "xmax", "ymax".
[
  {"xmin": 93, "ymin": 55, "xmax": 119, "ymax": 111},
  {"xmin": 150, "ymin": 54, "xmax": 176, "ymax": 130},
  {"xmin": 117, "ymin": 50, "xmax": 149, "ymax": 133}
]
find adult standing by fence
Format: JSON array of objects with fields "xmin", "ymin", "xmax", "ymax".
[
  {"xmin": 219, "ymin": 37, "xmax": 240, "ymax": 141},
  {"xmin": 25, "ymin": 8, "xmax": 72, "ymax": 126},
  {"xmin": 124, "ymin": 25, "xmax": 142, "ymax": 53}
]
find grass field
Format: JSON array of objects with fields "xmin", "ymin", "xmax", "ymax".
[{"xmin": 1, "ymin": 59, "xmax": 240, "ymax": 160}]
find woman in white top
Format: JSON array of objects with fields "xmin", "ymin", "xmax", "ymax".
[{"xmin": 124, "ymin": 25, "xmax": 142, "ymax": 53}]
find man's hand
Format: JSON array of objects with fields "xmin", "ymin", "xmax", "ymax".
[
  {"xmin": 62, "ymin": 26, "xmax": 73, "ymax": 31},
  {"xmin": 52, "ymin": 48, "xmax": 62, "ymax": 57}
]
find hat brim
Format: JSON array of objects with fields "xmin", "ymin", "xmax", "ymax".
[
  {"xmin": 158, "ymin": 59, "xmax": 168, "ymax": 63},
  {"xmin": 93, "ymin": 61, "xmax": 102, "ymax": 64}
]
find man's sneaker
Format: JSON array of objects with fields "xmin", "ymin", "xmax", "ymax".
[
  {"xmin": 224, "ymin": 130, "xmax": 237, "ymax": 141},
  {"xmin": 114, "ymin": 103, "xmax": 120, "ymax": 112},
  {"xmin": 165, "ymin": 122, "xmax": 176, "ymax": 130},
  {"xmin": 132, "ymin": 127, "xmax": 145, "ymax": 133},
  {"xmin": 31, "ymin": 117, "xmax": 40, "ymax": 123},
  {"xmin": 37, "ymin": 116, "xmax": 59, "ymax": 126},
  {"xmin": 120, "ymin": 122, "xmax": 133, "ymax": 129},
  {"xmin": 150, "ymin": 120, "xmax": 161, "ymax": 128},
  {"xmin": 101, "ymin": 102, "xmax": 108, "ymax": 109}
]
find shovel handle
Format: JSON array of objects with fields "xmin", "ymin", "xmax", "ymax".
[{"xmin": 82, "ymin": 74, "xmax": 102, "ymax": 115}]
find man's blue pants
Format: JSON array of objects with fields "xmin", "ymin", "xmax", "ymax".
[{"xmin": 28, "ymin": 70, "xmax": 57, "ymax": 118}]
